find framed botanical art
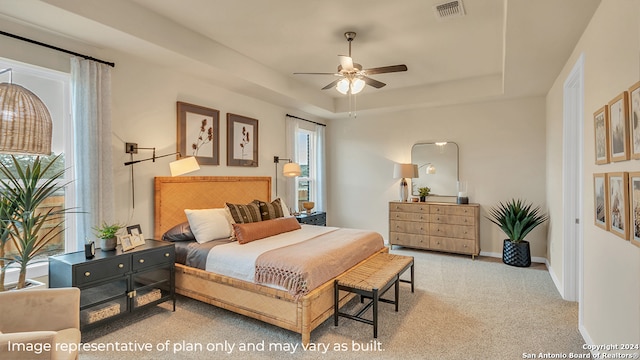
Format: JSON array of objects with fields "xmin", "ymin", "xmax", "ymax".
[
  {"xmin": 629, "ymin": 81, "xmax": 640, "ymax": 159},
  {"xmin": 593, "ymin": 105, "xmax": 609, "ymax": 164},
  {"xmin": 593, "ymin": 173, "xmax": 608, "ymax": 230},
  {"xmin": 607, "ymin": 92, "xmax": 630, "ymax": 162},
  {"xmin": 628, "ymin": 172, "xmax": 640, "ymax": 247},
  {"xmin": 227, "ymin": 113, "xmax": 258, "ymax": 167},
  {"xmin": 177, "ymin": 102, "xmax": 220, "ymax": 165},
  {"xmin": 607, "ymin": 172, "xmax": 629, "ymax": 240}
]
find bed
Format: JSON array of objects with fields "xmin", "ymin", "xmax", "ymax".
[{"xmin": 153, "ymin": 176, "xmax": 387, "ymax": 344}]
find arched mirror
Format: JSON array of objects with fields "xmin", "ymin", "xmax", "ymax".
[{"xmin": 411, "ymin": 142, "xmax": 459, "ymax": 196}]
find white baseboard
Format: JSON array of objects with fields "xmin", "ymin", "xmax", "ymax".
[{"xmin": 479, "ymin": 251, "xmax": 547, "ymax": 265}]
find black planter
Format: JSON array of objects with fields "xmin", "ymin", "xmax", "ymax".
[{"xmin": 502, "ymin": 239, "xmax": 531, "ymax": 267}]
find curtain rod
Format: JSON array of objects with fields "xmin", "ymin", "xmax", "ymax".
[
  {"xmin": 286, "ymin": 114, "xmax": 326, "ymax": 127},
  {"xmin": 0, "ymin": 30, "xmax": 115, "ymax": 68}
]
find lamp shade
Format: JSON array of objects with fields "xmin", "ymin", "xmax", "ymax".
[
  {"xmin": 282, "ymin": 162, "xmax": 301, "ymax": 177},
  {"xmin": 169, "ymin": 156, "xmax": 200, "ymax": 176},
  {"xmin": 351, "ymin": 78, "xmax": 366, "ymax": 94},
  {"xmin": 0, "ymin": 82, "xmax": 52, "ymax": 155},
  {"xmin": 393, "ymin": 163, "xmax": 418, "ymax": 178}
]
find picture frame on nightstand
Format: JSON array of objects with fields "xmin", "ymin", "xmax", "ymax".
[{"xmin": 119, "ymin": 234, "xmax": 135, "ymax": 251}]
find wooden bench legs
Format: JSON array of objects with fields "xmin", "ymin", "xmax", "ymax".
[{"xmin": 334, "ymin": 254, "xmax": 414, "ymax": 338}]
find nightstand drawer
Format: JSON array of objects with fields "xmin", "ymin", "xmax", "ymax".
[
  {"xmin": 76, "ymin": 257, "xmax": 130, "ymax": 285},
  {"xmin": 132, "ymin": 247, "xmax": 175, "ymax": 271},
  {"xmin": 295, "ymin": 212, "xmax": 326, "ymax": 226}
]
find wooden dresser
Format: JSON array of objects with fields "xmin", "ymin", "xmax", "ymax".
[{"xmin": 389, "ymin": 201, "xmax": 480, "ymax": 258}]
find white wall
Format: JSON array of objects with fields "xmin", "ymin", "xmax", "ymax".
[
  {"xmin": 326, "ymin": 97, "xmax": 548, "ymax": 257},
  {"xmin": 546, "ymin": 0, "xmax": 640, "ymax": 347}
]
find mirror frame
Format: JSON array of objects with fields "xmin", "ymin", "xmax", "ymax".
[{"xmin": 411, "ymin": 142, "xmax": 459, "ymax": 197}]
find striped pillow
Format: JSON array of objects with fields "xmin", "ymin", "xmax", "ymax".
[
  {"xmin": 255, "ymin": 198, "xmax": 285, "ymax": 220},
  {"xmin": 225, "ymin": 202, "xmax": 262, "ymax": 223}
]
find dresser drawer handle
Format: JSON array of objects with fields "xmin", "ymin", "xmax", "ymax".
[
  {"xmin": 84, "ymin": 271, "xmax": 90, "ymax": 277},
  {"xmin": 436, "ymin": 217, "xmax": 440, "ymax": 221},
  {"xmin": 419, "ymin": 207, "xmax": 423, "ymax": 211},
  {"xmin": 118, "ymin": 263, "xmax": 124, "ymax": 269},
  {"xmin": 139, "ymin": 259, "xmax": 145, "ymax": 264},
  {"xmin": 165, "ymin": 253, "xmax": 170, "ymax": 257}
]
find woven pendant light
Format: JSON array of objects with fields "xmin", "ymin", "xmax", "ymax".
[{"xmin": 0, "ymin": 81, "xmax": 52, "ymax": 155}]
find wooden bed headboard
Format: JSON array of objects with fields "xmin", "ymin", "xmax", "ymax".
[{"xmin": 154, "ymin": 176, "xmax": 271, "ymax": 238}]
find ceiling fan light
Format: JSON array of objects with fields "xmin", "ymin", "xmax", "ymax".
[
  {"xmin": 351, "ymin": 78, "xmax": 365, "ymax": 94},
  {"xmin": 336, "ymin": 79, "xmax": 350, "ymax": 94}
]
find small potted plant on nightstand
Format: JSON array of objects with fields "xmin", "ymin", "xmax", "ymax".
[
  {"xmin": 418, "ymin": 187, "xmax": 431, "ymax": 202},
  {"xmin": 487, "ymin": 199, "xmax": 548, "ymax": 267},
  {"xmin": 93, "ymin": 222, "xmax": 123, "ymax": 251}
]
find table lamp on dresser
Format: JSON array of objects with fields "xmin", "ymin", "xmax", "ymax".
[{"xmin": 393, "ymin": 163, "xmax": 418, "ymax": 202}]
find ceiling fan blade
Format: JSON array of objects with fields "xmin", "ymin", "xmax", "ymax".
[
  {"xmin": 338, "ymin": 55, "xmax": 354, "ymax": 71},
  {"xmin": 362, "ymin": 76, "xmax": 386, "ymax": 89},
  {"xmin": 363, "ymin": 64, "xmax": 408, "ymax": 75},
  {"xmin": 321, "ymin": 79, "xmax": 342, "ymax": 90},
  {"xmin": 293, "ymin": 72, "xmax": 339, "ymax": 75}
]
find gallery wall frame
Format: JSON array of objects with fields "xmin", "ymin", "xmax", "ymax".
[
  {"xmin": 607, "ymin": 172, "xmax": 629, "ymax": 240},
  {"xmin": 593, "ymin": 105, "xmax": 609, "ymax": 165},
  {"xmin": 593, "ymin": 173, "xmax": 608, "ymax": 230},
  {"xmin": 628, "ymin": 81, "xmax": 640, "ymax": 160},
  {"xmin": 607, "ymin": 92, "xmax": 630, "ymax": 162},
  {"xmin": 628, "ymin": 172, "xmax": 640, "ymax": 248},
  {"xmin": 177, "ymin": 101, "xmax": 220, "ymax": 166},
  {"xmin": 227, "ymin": 113, "xmax": 258, "ymax": 167}
]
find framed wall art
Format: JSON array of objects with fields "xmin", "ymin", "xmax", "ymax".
[
  {"xmin": 593, "ymin": 105, "xmax": 609, "ymax": 164},
  {"xmin": 177, "ymin": 102, "xmax": 220, "ymax": 165},
  {"xmin": 593, "ymin": 173, "xmax": 608, "ymax": 230},
  {"xmin": 628, "ymin": 172, "xmax": 640, "ymax": 247},
  {"xmin": 607, "ymin": 172, "xmax": 629, "ymax": 240},
  {"xmin": 607, "ymin": 92, "xmax": 630, "ymax": 162},
  {"xmin": 629, "ymin": 81, "xmax": 640, "ymax": 159},
  {"xmin": 227, "ymin": 113, "xmax": 258, "ymax": 167}
]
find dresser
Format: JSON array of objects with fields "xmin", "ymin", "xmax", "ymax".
[
  {"xmin": 389, "ymin": 202, "xmax": 480, "ymax": 258},
  {"xmin": 49, "ymin": 240, "xmax": 175, "ymax": 329}
]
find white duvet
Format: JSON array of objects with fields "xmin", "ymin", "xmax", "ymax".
[{"xmin": 205, "ymin": 224, "xmax": 338, "ymax": 283}]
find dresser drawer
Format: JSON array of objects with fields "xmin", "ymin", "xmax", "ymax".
[
  {"xmin": 132, "ymin": 247, "xmax": 175, "ymax": 271},
  {"xmin": 430, "ymin": 205, "xmax": 475, "ymax": 216},
  {"xmin": 429, "ymin": 223, "xmax": 476, "ymax": 240},
  {"xmin": 389, "ymin": 232, "xmax": 428, "ymax": 248},
  {"xmin": 390, "ymin": 220, "xmax": 427, "ymax": 235},
  {"xmin": 389, "ymin": 203, "xmax": 429, "ymax": 214},
  {"xmin": 390, "ymin": 211, "xmax": 428, "ymax": 222},
  {"xmin": 75, "ymin": 257, "xmax": 130, "ymax": 285},
  {"xmin": 430, "ymin": 236, "xmax": 476, "ymax": 254},
  {"xmin": 430, "ymin": 214, "xmax": 476, "ymax": 226}
]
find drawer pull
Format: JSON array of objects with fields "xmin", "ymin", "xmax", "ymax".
[
  {"xmin": 419, "ymin": 207, "xmax": 423, "ymax": 211},
  {"xmin": 139, "ymin": 259, "xmax": 145, "ymax": 264},
  {"xmin": 165, "ymin": 253, "xmax": 170, "ymax": 257},
  {"xmin": 118, "ymin": 263, "xmax": 124, "ymax": 268},
  {"xmin": 84, "ymin": 271, "xmax": 90, "ymax": 277},
  {"xmin": 436, "ymin": 217, "xmax": 440, "ymax": 221}
]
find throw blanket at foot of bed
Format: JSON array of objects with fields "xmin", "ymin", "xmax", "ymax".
[{"xmin": 255, "ymin": 228, "xmax": 384, "ymax": 297}]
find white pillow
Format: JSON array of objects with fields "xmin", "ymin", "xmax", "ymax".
[
  {"xmin": 274, "ymin": 197, "xmax": 292, "ymax": 217},
  {"xmin": 184, "ymin": 208, "xmax": 233, "ymax": 244}
]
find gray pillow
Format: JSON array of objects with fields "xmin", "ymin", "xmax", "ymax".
[{"xmin": 162, "ymin": 222, "xmax": 195, "ymax": 242}]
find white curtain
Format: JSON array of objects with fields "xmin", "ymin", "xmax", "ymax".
[
  {"xmin": 71, "ymin": 58, "xmax": 114, "ymax": 245},
  {"xmin": 312, "ymin": 124, "xmax": 326, "ymax": 212},
  {"xmin": 284, "ymin": 117, "xmax": 299, "ymax": 213}
]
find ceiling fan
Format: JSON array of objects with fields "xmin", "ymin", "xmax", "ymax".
[{"xmin": 294, "ymin": 31, "xmax": 408, "ymax": 95}]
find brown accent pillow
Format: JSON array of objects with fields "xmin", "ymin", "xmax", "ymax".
[
  {"xmin": 225, "ymin": 202, "xmax": 262, "ymax": 223},
  {"xmin": 255, "ymin": 198, "xmax": 285, "ymax": 220},
  {"xmin": 234, "ymin": 217, "xmax": 301, "ymax": 244}
]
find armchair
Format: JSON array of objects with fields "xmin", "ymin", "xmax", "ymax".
[{"xmin": 0, "ymin": 287, "xmax": 81, "ymax": 360}]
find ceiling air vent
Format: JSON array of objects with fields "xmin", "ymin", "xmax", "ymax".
[{"xmin": 434, "ymin": 0, "xmax": 466, "ymax": 19}]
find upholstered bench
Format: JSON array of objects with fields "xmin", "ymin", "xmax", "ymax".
[{"xmin": 334, "ymin": 252, "xmax": 414, "ymax": 338}]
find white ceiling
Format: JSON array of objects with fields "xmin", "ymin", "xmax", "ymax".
[{"xmin": 0, "ymin": 0, "xmax": 600, "ymax": 119}]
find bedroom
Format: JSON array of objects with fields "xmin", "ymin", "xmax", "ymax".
[{"xmin": 0, "ymin": 0, "xmax": 638, "ymax": 358}]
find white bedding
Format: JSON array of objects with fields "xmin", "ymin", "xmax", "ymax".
[{"xmin": 205, "ymin": 225, "xmax": 338, "ymax": 283}]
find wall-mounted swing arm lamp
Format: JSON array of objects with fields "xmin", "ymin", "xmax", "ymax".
[
  {"xmin": 124, "ymin": 142, "xmax": 200, "ymax": 207},
  {"xmin": 273, "ymin": 156, "xmax": 301, "ymax": 197}
]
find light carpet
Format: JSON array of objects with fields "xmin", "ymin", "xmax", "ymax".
[{"xmin": 79, "ymin": 249, "xmax": 586, "ymax": 359}]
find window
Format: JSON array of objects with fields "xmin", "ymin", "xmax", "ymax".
[
  {"xmin": 0, "ymin": 57, "xmax": 75, "ymax": 260},
  {"xmin": 296, "ymin": 129, "xmax": 313, "ymax": 211}
]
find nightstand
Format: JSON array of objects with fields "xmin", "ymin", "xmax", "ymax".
[
  {"xmin": 295, "ymin": 211, "xmax": 326, "ymax": 226},
  {"xmin": 49, "ymin": 239, "xmax": 175, "ymax": 329}
]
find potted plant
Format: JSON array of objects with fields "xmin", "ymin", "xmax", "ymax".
[
  {"xmin": 0, "ymin": 155, "xmax": 71, "ymax": 289},
  {"xmin": 418, "ymin": 186, "xmax": 431, "ymax": 202},
  {"xmin": 487, "ymin": 199, "xmax": 548, "ymax": 267},
  {"xmin": 93, "ymin": 222, "xmax": 123, "ymax": 251}
]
